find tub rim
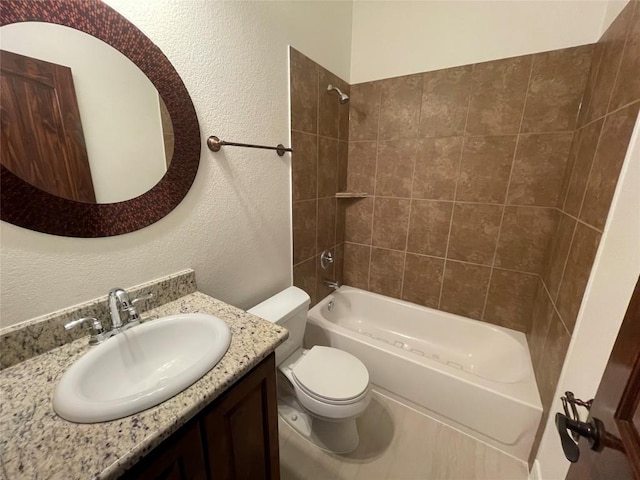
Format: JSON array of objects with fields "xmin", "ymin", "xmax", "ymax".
[{"xmin": 307, "ymin": 285, "xmax": 542, "ymax": 410}]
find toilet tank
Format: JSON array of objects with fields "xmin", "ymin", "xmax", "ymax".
[{"xmin": 247, "ymin": 286, "xmax": 310, "ymax": 365}]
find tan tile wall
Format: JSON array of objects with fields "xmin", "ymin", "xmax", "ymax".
[
  {"xmin": 343, "ymin": 44, "xmax": 593, "ymax": 333},
  {"xmin": 290, "ymin": 48, "xmax": 349, "ymax": 306},
  {"xmin": 528, "ymin": 1, "xmax": 640, "ymax": 464}
]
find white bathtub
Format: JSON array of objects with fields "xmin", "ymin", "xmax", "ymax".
[{"xmin": 305, "ymin": 286, "xmax": 542, "ymax": 461}]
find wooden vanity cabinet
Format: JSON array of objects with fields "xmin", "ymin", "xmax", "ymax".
[
  {"xmin": 123, "ymin": 353, "xmax": 280, "ymax": 480},
  {"xmin": 124, "ymin": 420, "xmax": 207, "ymax": 480},
  {"xmin": 202, "ymin": 353, "xmax": 280, "ymax": 480}
]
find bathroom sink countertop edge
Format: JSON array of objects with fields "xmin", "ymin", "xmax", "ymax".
[{"xmin": 0, "ymin": 291, "xmax": 288, "ymax": 480}]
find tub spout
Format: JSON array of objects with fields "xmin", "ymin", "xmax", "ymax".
[{"xmin": 324, "ymin": 279, "xmax": 341, "ymax": 291}]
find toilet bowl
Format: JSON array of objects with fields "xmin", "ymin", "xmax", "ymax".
[
  {"xmin": 248, "ymin": 287, "xmax": 371, "ymax": 453},
  {"xmin": 282, "ymin": 346, "xmax": 370, "ymax": 419}
]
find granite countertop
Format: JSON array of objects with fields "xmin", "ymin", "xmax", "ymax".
[{"xmin": 0, "ymin": 292, "xmax": 288, "ymax": 480}]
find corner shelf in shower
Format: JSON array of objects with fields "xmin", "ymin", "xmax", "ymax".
[{"xmin": 335, "ymin": 192, "xmax": 370, "ymax": 198}]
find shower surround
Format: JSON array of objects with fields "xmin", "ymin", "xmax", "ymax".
[
  {"xmin": 343, "ymin": 45, "xmax": 593, "ymax": 333},
  {"xmin": 290, "ymin": 48, "xmax": 349, "ymax": 306}
]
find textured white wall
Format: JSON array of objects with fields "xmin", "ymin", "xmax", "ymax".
[
  {"xmin": 0, "ymin": 22, "xmax": 167, "ymax": 203},
  {"xmin": 0, "ymin": 0, "xmax": 353, "ymax": 328},
  {"xmin": 350, "ymin": 1, "xmax": 614, "ymax": 84}
]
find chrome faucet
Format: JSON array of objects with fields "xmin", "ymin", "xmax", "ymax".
[
  {"xmin": 323, "ymin": 279, "xmax": 341, "ymax": 291},
  {"xmin": 109, "ymin": 288, "xmax": 136, "ymax": 329},
  {"xmin": 108, "ymin": 287, "xmax": 153, "ymax": 329},
  {"xmin": 66, "ymin": 288, "xmax": 153, "ymax": 345}
]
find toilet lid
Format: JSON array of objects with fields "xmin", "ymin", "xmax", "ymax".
[{"xmin": 291, "ymin": 346, "xmax": 369, "ymax": 402}]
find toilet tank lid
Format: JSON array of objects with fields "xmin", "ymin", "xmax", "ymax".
[{"xmin": 247, "ymin": 286, "xmax": 310, "ymax": 323}]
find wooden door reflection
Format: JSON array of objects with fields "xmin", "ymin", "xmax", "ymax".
[{"xmin": 1, "ymin": 49, "xmax": 96, "ymax": 202}]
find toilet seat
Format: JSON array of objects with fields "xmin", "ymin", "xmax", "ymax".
[
  {"xmin": 294, "ymin": 379, "xmax": 369, "ymax": 406},
  {"xmin": 291, "ymin": 346, "xmax": 369, "ymax": 404},
  {"xmin": 279, "ymin": 346, "xmax": 371, "ymax": 421}
]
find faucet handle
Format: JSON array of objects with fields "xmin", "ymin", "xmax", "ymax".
[
  {"xmin": 125, "ymin": 293, "xmax": 154, "ymax": 326},
  {"xmin": 65, "ymin": 317, "xmax": 105, "ymax": 345},
  {"xmin": 65, "ymin": 317, "xmax": 103, "ymax": 331},
  {"xmin": 131, "ymin": 292, "xmax": 153, "ymax": 307}
]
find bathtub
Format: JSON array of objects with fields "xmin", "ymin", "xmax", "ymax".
[{"xmin": 305, "ymin": 286, "xmax": 542, "ymax": 461}]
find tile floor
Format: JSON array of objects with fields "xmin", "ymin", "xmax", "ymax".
[{"xmin": 279, "ymin": 390, "xmax": 528, "ymax": 480}]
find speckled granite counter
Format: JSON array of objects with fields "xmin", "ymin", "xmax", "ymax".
[{"xmin": 0, "ymin": 292, "xmax": 287, "ymax": 480}]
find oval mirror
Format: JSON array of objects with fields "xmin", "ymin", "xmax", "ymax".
[{"xmin": 0, "ymin": 0, "xmax": 200, "ymax": 237}]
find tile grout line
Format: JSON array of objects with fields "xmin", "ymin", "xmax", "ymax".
[
  {"xmin": 572, "ymin": 43, "xmax": 597, "ymax": 132},
  {"xmin": 479, "ymin": 207, "xmax": 504, "ymax": 320},
  {"xmin": 550, "ymin": 218, "xmax": 578, "ymax": 309},
  {"xmin": 344, "ymin": 241, "xmax": 539, "ymax": 276},
  {"xmin": 558, "ymin": 44, "xmax": 593, "ymax": 211},
  {"xmin": 573, "ymin": 42, "xmax": 602, "ymax": 133},
  {"xmin": 331, "ymin": 115, "xmax": 341, "ymax": 259},
  {"xmin": 538, "ymin": 209, "xmax": 562, "ymax": 290},
  {"xmin": 344, "ymin": 128, "xmax": 578, "ymax": 143},
  {"xmin": 574, "ymin": 107, "xmax": 609, "ymax": 224},
  {"xmin": 362, "ymin": 195, "xmax": 558, "ymax": 208},
  {"xmin": 481, "ymin": 55, "xmax": 535, "ymax": 321},
  {"xmin": 532, "ymin": 277, "xmax": 553, "ymax": 374},
  {"xmin": 558, "ymin": 128, "xmax": 581, "ymax": 212},
  {"xmin": 437, "ymin": 156, "xmax": 460, "ymax": 310},
  {"xmin": 540, "ymin": 276, "xmax": 572, "ymax": 336},
  {"xmin": 336, "ymin": 87, "xmax": 349, "ymax": 261},
  {"xmin": 330, "ymin": 147, "xmax": 340, "ymax": 281},
  {"xmin": 313, "ymin": 65, "xmax": 320, "ymax": 298},
  {"xmin": 579, "ymin": 40, "xmax": 606, "ymax": 127},
  {"xmin": 399, "ymin": 144, "xmax": 419, "ymax": 299},
  {"xmin": 400, "ymin": 81, "xmax": 426, "ymax": 300},
  {"xmin": 291, "ymin": 128, "xmax": 343, "ymax": 142},
  {"xmin": 560, "ymin": 121, "xmax": 590, "ymax": 213},
  {"xmin": 558, "ymin": 207, "xmax": 604, "ymax": 234},
  {"xmin": 437, "ymin": 64, "xmax": 475, "ymax": 310},
  {"xmin": 292, "ymin": 198, "xmax": 321, "ymax": 205},
  {"xmin": 366, "ymin": 85, "xmax": 384, "ymax": 290},
  {"xmin": 603, "ymin": 8, "xmax": 633, "ymax": 117},
  {"xmin": 577, "ymin": 97, "xmax": 640, "ymax": 132}
]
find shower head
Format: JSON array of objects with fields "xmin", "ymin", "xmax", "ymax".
[{"xmin": 327, "ymin": 84, "xmax": 349, "ymax": 104}]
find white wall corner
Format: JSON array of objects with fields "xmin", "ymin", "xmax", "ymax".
[{"xmin": 600, "ymin": 0, "xmax": 631, "ymax": 35}]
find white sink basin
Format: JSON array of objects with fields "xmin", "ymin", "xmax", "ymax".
[{"xmin": 53, "ymin": 313, "xmax": 231, "ymax": 423}]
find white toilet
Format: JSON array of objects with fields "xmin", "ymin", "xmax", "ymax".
[{"xmin": 248, "ymin": 286, "xmax": 371, "ymax": 453}]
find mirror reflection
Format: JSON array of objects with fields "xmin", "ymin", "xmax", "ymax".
[{"xmin": 0, "ymin": 22, "xmax": 173, "ymax": 204}]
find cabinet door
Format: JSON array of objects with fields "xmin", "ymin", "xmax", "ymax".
[
  {"xmin": 123, "ymin": 420, "xmax": 207, "ymax": 480},
  {"xmin": 203, "ymin": 353, "xmax": 280, "ymax": 480}
]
